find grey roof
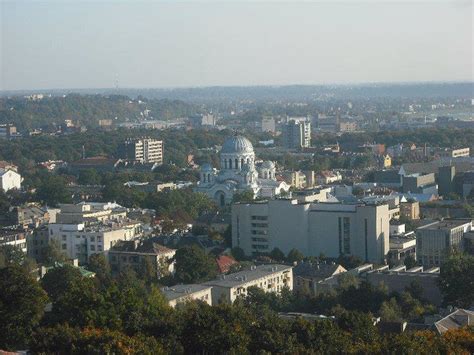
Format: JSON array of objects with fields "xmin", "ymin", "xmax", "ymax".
[
  {"xmin": 417, "ymin": 219, "xmax": 472, "ymax": 231},
  {"xmin": 161, "ymin": 284, "xmax": 212, "ymax": 301},
  {"xmin": 221, "ymin": 135, "xmax": 254, "ymax": 154},
  {"xmin": 401, "ymin": 159, "xmax": 474, "ymax": 176},
  {"xmin": 293, "ymin": 262, "xmax": 345, "ymax": 280},
  {"xmin": 434, "ymin": 309, "xmax": 474, "ymax": 334},
  {"xmin": 203, "ymin": 264, "xmax": 292, "ymax": 288}
]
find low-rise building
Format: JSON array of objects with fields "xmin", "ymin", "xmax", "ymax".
[
  {"xmin": 317, "ymin": 171, "xmax": 342, "ymax": 185},
  {"xmin": 0, "ymin": 167, "xmax": 22, "ymax": 192},
  {"xmin": 365, "ymin": 265, "xmax": 442, "ymax": 306},
  {"xmin": 400, "ymin": 201, "xmax": 420, "ymax": 220},
  {"xmin": 161, "ymin": 284, "xmax": 213, "ymax": 307},
  {"xmin": 203, "ymin": 264, "xmax": 293, "ymax": 304},
  {"xmin": 282, "ymin": 171, "xmax": 307, "ymax": 189},
  {"xmin": 434, "ymin": 309, "xmax": 474, "ymax": 334},
  {"xmin": 109, "ymin": 240, "xmax": 176, "ymax": 278},
  {"xmin": 293, "ymin": 261, "xmax": 347, "ymax": 296}
]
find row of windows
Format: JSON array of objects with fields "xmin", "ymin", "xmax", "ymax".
[
  {"xmin": 251, "ymin": 216, "xmax": 268, "ymax": 221},
  {"xmin": 63, "ymin": 235, "xmax": 103, "ymax": 242},
  {"xmin": 251, "ymin": 223, "xmax": 268, "ymax": 228},
  {"xmin": 251, "ymin": 230, "xmax": 268, "ymax": 235},
  {"xmin": 252, "ymin": 244, "xmax": 269, "ymax": 250},
  {"xmin": 251, "ymin": 237, "xmax": 268, "ymax": 242}
]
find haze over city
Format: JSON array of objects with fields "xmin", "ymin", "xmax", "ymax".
[{"xmin": 1, "ymin": 0, "xmax": 472, "ymax": 91}]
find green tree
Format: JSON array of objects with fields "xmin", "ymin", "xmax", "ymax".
[
  {"xmin": 439, "ymin": 253, "xmax": 474, "ymax": 308},
  {"xmin": 404, "ymin": 255, "xmax": 417, "ymax": 269},
  {"xmin": 174, "ymin": 245, "xmax": 217, "ymax": 283},
  {"xmin": 41, "ymin": 264, "xmax": 83, "ymax": 302},
  {"xmin": 42, "ymin": 240, "xmax": 68, "ymax": 266},
  {"xmin": 269, "ymin": 247, "xmax": 285, "ymax": 262},
  {"xmin": 87, "ymin": 253, "xmax": 112, "ymax": 286},
  {"xmin": 36, "ymin": 175, "xmax": 71, "ymax": 206},
  {"xmin": 0, "ymin": 265, "xmax": 48, "ymax": 350},
  {"xmin": 0, "ymin": 245, "xmax": 26, "ymax": 267},
  {"xmin": 78, "ymin": 168, "xmax": 102, "ymax": 185},
  {"xmin": 287, "ymin": 248, "xmax": 304, "ymax": 263},
  {"xmin": 230, "ymin": 247, "xmax": 246, "ymax": 261}
]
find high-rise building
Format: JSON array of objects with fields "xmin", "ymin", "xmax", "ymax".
[
  {"xmin": 283, "ymin": 120, "xmax": 311, "ymax": 149},
  {"xmin": 120, "ymin": 138, "xmax": 163, "ymax": 165},
  {"xmin": 232, "ymin": 199, "xmax": 390, "ymax": 263}
]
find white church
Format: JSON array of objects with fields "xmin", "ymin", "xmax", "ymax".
[{"xmin": 195, "ymin": 135, "xmax": 290, "ymax": 206}]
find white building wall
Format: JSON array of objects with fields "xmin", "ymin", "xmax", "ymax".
[{"xmin": 0, "ymin": 170, "xmax": 21, "ymax": 192}]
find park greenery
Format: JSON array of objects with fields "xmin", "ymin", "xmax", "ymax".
[{"xmin": 1, "ymin": 251, "xmax": 473, "ymax": 353}]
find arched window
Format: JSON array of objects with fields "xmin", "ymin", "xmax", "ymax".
[
  {"xmin": 229, "ymin": 159, "xmax": 232, "ymax": 169},
  {"xmin": 241, "ymin": 158, "xmax": 244, "ymax": 167},
  {"xmin": 224, "ymin": 160, "xmax": 228, "ymax": 169},
  {"xmin": 208, "ymin": 173, "xmax": 211, "ymax": 182},
  {"xmin": 203, "ymin": 174, "xmax": 206, "ymax": 183},
  {"xmin": 235, "ymin": 158, "xmax": 238, "ymax": 169}
]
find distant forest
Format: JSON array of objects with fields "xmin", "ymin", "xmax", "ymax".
[{"xmin": 2, "ymin": 82, "xmax": 472, "ymax": 102}]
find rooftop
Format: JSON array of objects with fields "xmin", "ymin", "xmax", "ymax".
[
  {"xmin": 161, "ymin": 284, "xmax": 212, "ymax": 301},
  {"xmin": 417, "ymin": 219, "xmax": 472, "ymax": 231},
  {"xmin": 434, "ymin": 309, "xmax": 474, "ymax": 334},
  {"xmin": 203, "ymin": 264, "xmax": 292, "ymax": 288}
]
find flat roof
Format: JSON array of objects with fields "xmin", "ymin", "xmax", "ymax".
[
  {"xmin": 203, "ymin": 264, "xmax": 292, "ymax": 288},
  {"xmin": 417, "ymin": 219, "xmax": 471, "ymax": 231},
  {"xmin": 161, "ymin": 284, "xmax": 212, "ymax": 301}
]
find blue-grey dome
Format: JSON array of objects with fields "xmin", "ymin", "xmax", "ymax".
[
  {"xmin": 201, "ymin": 163, "xmax": 213, "ymax": 172},
  {"xmin": 221, "ymin": 136, "xmax": 254, "ymax": 154}
]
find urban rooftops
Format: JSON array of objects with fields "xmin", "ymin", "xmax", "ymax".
[{"xmin": 161, "ymin": 284, "xmax": 212, "ymax": 301}]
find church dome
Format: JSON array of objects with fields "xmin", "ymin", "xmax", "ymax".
[
  {"xmin": 221, "ymin": 135, "xmax": 254, "ymax": 154},
  {"xmin": 201, "ymin": 163, "xmax": 213, "ymax": 172},
  {"xmin": 261, "ymin": 161, "xmax": 275, "ymax": 169}
]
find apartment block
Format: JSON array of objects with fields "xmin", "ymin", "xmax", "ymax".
[
  {"xmin": 120, "ymin": 138, "xmax": 163, "ymax": 165},
  {"xmin": 203, "ymin": 264, "xmax": 293, "ymax": 304},
  {"xmin": 283, "ymin": 120, "xmax": 311, "ymax": 149},
  {"xmin": 161, "ymin": 284, "xmax": 213, "ymax": 308}
]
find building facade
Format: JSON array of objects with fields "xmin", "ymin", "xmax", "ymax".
[
  {"xmin": 203, "ymin": 264, "xmax": 293, "ymax": 304},
  {"xmin": 120, "ymin": 138, "xmax": 163, "ymax": 165},
  {"xmin": 0, "ymin": 168, "xmax": 22, "ymax": 192},
  {"xmin": 283, "ymin": 120, "xmax": 311, "ymax": 149},
  {"xmin": 161, "ymin": 284, "xmax": 213, "ymax": 307},
  {"xmin": 232, "ymin": 199, "xmax": 390, "ymax": 263},
  {"xmin": 416, "ymin": 219, "xmax": 472, "ymax": 267}
]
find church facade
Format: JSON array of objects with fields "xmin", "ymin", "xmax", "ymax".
[{"xmin": 195, "ymin": 135, "xmax": 289, "ymax": 206}]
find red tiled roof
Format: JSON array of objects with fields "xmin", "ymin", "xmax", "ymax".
[{"xmin": 215, "ymin": 255, "xmax": 237, "ymax": 273}]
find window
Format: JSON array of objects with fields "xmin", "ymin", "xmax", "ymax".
[
  {"xmin": 97, "ymin": 236, "xmax": 102, "ymax": 242},
  {"xmin": 90, "ymin": 236, "xmax": 95, "ymax": 242},
  {"xmin": 90, "ymin": 245, "xmax": 96, "ymax": 251},
  {"xmin": 62, "ymin": 243, "xmax": 67, "ymax": 250},
  {"xmin": 343, "ymin": 217, "xmax": 351, "ymax": 254},
  {"xmin": 98, "ymin": 245, "xmax": 103, "ymax": 252}
]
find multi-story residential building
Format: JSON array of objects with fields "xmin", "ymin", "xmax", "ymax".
[
  {"xmin": 283, "ymin": 120, "xmax": 311, "ymax": 149},
  {"xmin": 203, "ymin": 264, "xmax": 293, "ymax": 305},
  {"xmin": 317, "ymin": 170, "xmax": 342, "ymax": 185},
  {"xmin": 0, "ymin": 228, "xmax": 28, "ymax": 254},
  {"xmin": 293, "ymin": 261, "xmax": 347, "ymax": 296},
  {"xmin": 416, "ymin": 219, "xmax": 472, "ymax": 267},
  {"xmin": 45, "ymin": 202, "xmax": 143, "ymax": 264},
  {"xmin": 161, "ymin": 284, "xmax": 213, "ymax": 307},
  {"xmin": 109, "ymin": 240, "xmax": 176, "ymax": 278},
  {"xmin": 232, "ymin": 199, "xmax": 390, "ymax": 263},
  {"xmin": 119, "ymin": 138, "xmax": 163, "ymax": 165},
  {"xmin": 0, "ymin": 124, "xmax": 17, "ymax": 139}
]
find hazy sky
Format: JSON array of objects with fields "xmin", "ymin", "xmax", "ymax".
[{"xmin": 1, "ymin": 0, "xmax": 472, "ymax": 90}]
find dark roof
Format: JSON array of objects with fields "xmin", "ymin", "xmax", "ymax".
[{"xmin": 293, "ymin": 261, "xmax": 346, "ymax": 280}]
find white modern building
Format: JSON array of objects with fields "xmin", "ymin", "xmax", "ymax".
[
  {"xmin": 0, "ymin": 228, "xmax": 28, "ymax": 254},
  {"xmin": 203, "ymin": 264, "xmax": 293, "ymax": 305},
  {"xmin": 195, "ymin": 135, "xmax": 289, "ymax": 206},
  {"xmin": 232, "ymin": 199, "xmax": 391, "ymax": 263},
  {"xmin": 0, "ymin": 168, "xmax": 22, "ymax": 192}
]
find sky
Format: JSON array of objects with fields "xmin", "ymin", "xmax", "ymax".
[{"xmin": 1, "ymin": 0, "xmax": 472, "ymax": 91}]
